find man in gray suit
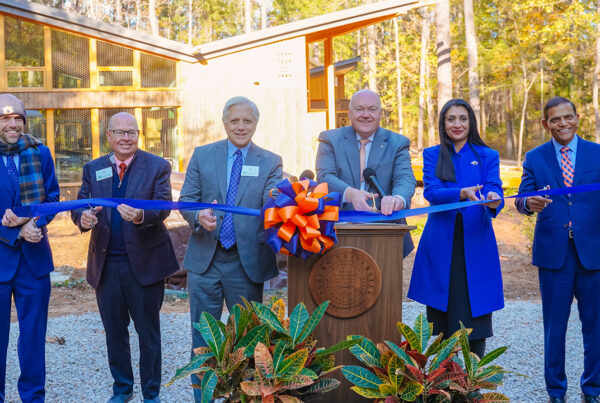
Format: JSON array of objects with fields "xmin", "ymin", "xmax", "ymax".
[
  {"xmin": 179, "ymin": 96, "xmax": 282, "ymax": 400},
  {"xmin": 316, "ymin": 89, "xmax": 416, "ymax": 255}
]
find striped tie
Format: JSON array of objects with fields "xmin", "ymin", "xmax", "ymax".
[
  {"xmin": 359, "ymin": 138, "xmax": 370, "ymax": 182},
  {"xmin": 560, "ymin": 146, "xmax": 573, "ymax": 187}
]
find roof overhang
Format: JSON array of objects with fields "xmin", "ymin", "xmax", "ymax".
[
  {"xmin": 310, "ymin": 56, "xmax": 361, "ymax": 77},
  {"xmin": 0, "ymin": 0, "xmax": 197, "ymax": 63},
  {"xmin": 194, "ymin": 0, "xmax": 431, "ymax": 61}
]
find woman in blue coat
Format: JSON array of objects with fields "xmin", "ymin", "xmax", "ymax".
[{"xmin": 408, "ymin": 99, "xmax": 504, "ymax": 358}]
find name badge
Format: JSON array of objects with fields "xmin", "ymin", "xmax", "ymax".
[
  {"xmin": 95, "ymin": 167, "xmax": 113, "ymax": 181},
  {"xmin": 241, "ymin": 165, "xmax": 259, "ymax": 177}
]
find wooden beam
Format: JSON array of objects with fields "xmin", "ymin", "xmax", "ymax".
[
  {"xmin": 177, "ymin": 106, "xmax": 183, "ymax": 172},
  {"xmin": 91, "ymin": 108, "xmax": 100, "ymax": 159},
  {"xmin": 45, "ymin": 109, "xmax": 54, "ymax": 158},
  {"xmin": 90, "ymin": 38, "xmax": 98, "ymax": 89},
  {"xmin": 43, "ymin": 25, "xmax": 52, "ymax": 89},
  {"xmin": 8, "ymin": 90, "xmax": 183, "ymax": 109},
  {"xmin": 324, "ymin": 37, "xmax": 335, "ymax": 130},
  {"xmin": 133, "ymin": 50, "xmax": 141, "ymax": 88},
  {"xmin": 0, "ymin": 16, "xmax": 5, "ymax": 90},
  {"xmin": 135, "ymin": 108, "xmax": 144, "ymax": 151},
  {"xmin": 305, "ymin": 43, "xmax": 311, "ymax": 112}
]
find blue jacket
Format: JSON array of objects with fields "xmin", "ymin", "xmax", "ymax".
[
  {"xmin": 0, "ymin": 145, "xmax": 60, "ymax": 281},
  {"xmin": 408, "ymin": 144, "xmax": 504, "ymax": 317},
  {"xmin": 514, "ymin": 137, "xmax": 600, "ymax": 270}
]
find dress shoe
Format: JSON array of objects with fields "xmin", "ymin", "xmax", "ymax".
[
  {"xmin": 107, "ymin": 393, "xmax": 134, "ymax": 403},
  {"xmin": 143, "ymin": 398, "xmax": 161, "ymax": 403},
  {"xmin": 582, "ymin": 394, "xmax": 600, "ymax": 403},
  {"xmin": 549, "ymin": 397, "xmax": 565, "ymax": 403}
]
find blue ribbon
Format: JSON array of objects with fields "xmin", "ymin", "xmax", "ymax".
[{"xmin": 13, "ymin": 182, "xmax": 600, "ymax": 222}]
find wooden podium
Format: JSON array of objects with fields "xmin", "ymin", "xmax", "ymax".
[{"xmin": 288, "ymin": 223, "xmax": 414, "ymax": 402}]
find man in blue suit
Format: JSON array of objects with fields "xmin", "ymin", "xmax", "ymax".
[
  {"xmin": 315, "ymin": 89, "xmax": 416, "ymax": 255},
  {"xmin": 515, "ymin": 97, "xmax": 600, "ymax": 403},
  {"xmin": 0, "ymin": 94, "xmax": 59, "ymax": 402},
  {"xmin": 179, "ymin": 96, "xmax": 282, "ymax": 402},
  {"xmin": 71, "ymin": 112, "xmax": 179, "ymax": 403}
]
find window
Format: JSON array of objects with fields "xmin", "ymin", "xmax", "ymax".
[
  {"xmin": 97, "ymin": 41, "xmax": 134, "ymax": 87},
  {"xmin": 141, "ymin": 53, "xmax": 176, "ymax": 88},
  {"xmin": 4, "ymin": 17, "xmax": 45, "ymax": 88},
  {"xmin": 52, "ymin": 30, "xmax": 90, "ymax": 88},
  {"xmin": 142, "ymin": 107, "xmax": 177, "ymax": 166},
  {"xmin": 54, "ymin": 109, "xmax": 92, "ymax": 183},
  {"xmin": 26, "ymin": 110, "xmax": 47, "ymax": 143}
]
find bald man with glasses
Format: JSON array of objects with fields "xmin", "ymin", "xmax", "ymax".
[{"xmin": 71, "ymin": 112, "xmax": 179, "ymax": 403}]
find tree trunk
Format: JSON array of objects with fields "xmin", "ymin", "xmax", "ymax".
[
  {"xmin": 426, "ymin": 57, "xmax": 437, "ymax": 147},
  {"xmin": 463, "ymin": 0, "xmax": 480, "ymax": 133},
  {"xmin": 436, "ymin": 0, "xmax": 452, "ymax": 112},
  {"xmin": 260, "ymin": 0, "xmax": 267, "ymax": 30},
  {"xmin": 517, "ymin": 63, "xmax": 537, "ymax": 166},
  {"xmin": 505, "ymin": 88, "xmax": 514, "ymax": 158},
  {"xmin": 393, "ymin": 18, "xmax": 404, "ymax": 136},
  {"xmin": 148, "ymin": 0, "xmax": 158, "ymax": 35},
  {"xmin": 366, "ymin": 5, "xmax": 377, "ymax": 90},
  {"xmin": 594, "ymin": 0, "xmax": 600, "ymax": 142},
  {"xmin": 244, "ymin": 0, "xmax": 252, "ymax": 33},
  {"xmin": 418, "ymin": 8, "xmax": 433, "ymax": 152},
  {"xmin": 480, "ymin": 74, "xmax": 486, "ymax": 138},
  {"xmin": 188, "ymin": 0, "xmax": 193, "ymax": 45}
]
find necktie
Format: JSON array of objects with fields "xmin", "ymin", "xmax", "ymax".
[
  {"xmin": 359, "ymin": 138, "xmax": 370, "ymax": 182},
  {"xmin": 220, "ymin": 150, "xmax": 243, "ymax": 249},
  {"xmin": 6, "ymin": 154, "xmax": 19, "ymax": 186},
  {"xmin": 118, "ymin": 162, "xmax": 127, "ymax": 181},
  {"xmin": 560, "ymin": 146, "xmax": 573, "ymax": 187}
]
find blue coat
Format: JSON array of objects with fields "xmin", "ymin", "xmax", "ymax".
[
  {"xmin": 514, "ymin": 137, "xmax": 600, "ymax": 270},
  {"xmin": 408, "ymin": 144, "xmax": 504, "ymax": 317},
  {"xmin": 0, "ymin": 145, "xmax": 60, "ymax": 281}
]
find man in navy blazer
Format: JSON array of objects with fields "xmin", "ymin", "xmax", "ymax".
[
  {"xmin": 515, "ymin": 97, "xmax": 600, "ymax": 403},
  {"xmin": 316, "ymin": 89, "xmax": 416, "ymax": 255},
  {"xmin": 0, "ymin": 94, "xmax": 59, "ymax": 402},
  {"xmin": 179, "ymin": 96, "xmax": 282, "ymax": 402},
  {"xmin": 71, "ymin": 112, "xmax": 179, "ymax": 403}
]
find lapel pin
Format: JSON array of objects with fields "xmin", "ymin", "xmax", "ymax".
[{"xmin": 471, "ymin": 160, "xmax": 479, "ymax": 166}]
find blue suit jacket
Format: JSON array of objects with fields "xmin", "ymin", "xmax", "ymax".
[
  {"xmin": 315, "ymin": 125, "xmax": 416, "ymax": 254},
  {"xmin": 179, "ymin": 140, "xmax": 282, "ymax": 283},
  {"xmin": 71, "ymin": 150, "xmax": 179, "ymax": 288},
  {"xmin": 408, "ymin": 144, "xmax": 504, "ymax": 317},
  {"xmin": 0, "ymin": 145, "xmax": 59, "ymax": 281},
  {"xmin": 515, "ymin": 137, "xmax": 600, "ymax": 270}
]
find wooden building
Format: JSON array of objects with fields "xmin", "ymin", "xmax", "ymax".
[{"xmin": 0, "ymin": 0, "xmax": 426, "ymax": 192}]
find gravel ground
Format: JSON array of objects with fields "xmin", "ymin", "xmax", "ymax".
[{"xmin": 5, "ymin": 301, "xmax": 587, "ymax": 402}]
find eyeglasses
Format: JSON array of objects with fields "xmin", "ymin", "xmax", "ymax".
[
  {"xmin": 351, "ymin": 107, "xmax": 380, "ymax": 115},
  {"xmin": 109, "ymin": 130, "xmax": 139, "ymax": 139}
]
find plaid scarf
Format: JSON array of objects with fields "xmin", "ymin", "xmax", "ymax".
[{"xmin": 0, "ymin": 134, "xmax": 46, "ymax": 206}]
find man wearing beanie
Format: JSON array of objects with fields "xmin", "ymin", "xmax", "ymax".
[{"xmin": 0, "ymin": 94, "xmax": 59, "ymax": 402}]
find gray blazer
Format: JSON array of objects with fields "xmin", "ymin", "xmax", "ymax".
[
  {"xmin": 179, "ymin": 140, "xmax": 282, "ymax": 283},
  {"xmin": 315, "ymin": 125, "xmax": 416, "ymax": 255}
]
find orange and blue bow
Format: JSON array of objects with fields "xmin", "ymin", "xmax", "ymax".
[{"xmin": 262, "ymin": 179, "xmax": 340, "ymax": 259}]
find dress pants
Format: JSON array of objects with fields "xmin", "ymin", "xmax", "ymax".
[
  {"xmin": 188, "ymin": 245, "xmax": 263, "ymax": 403},
  {"xmin": 96, "ymin": 259, "xmax": 164, "ymax": 400},
  {"xmin": 0, "ymin": 257, "xmax": 50, "ymax": 403},
  {"xmin": 539, "ymin": 238, "xmax": 600, "ymax": 397}
]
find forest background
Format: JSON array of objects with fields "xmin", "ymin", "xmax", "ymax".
[{"xmin": 32, "ymin": 0, "xmax": 600, "ymax": 165}]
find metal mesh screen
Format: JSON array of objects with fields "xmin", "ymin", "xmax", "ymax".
[
  {"xmin": 97, "ymin": 41, "xmax": 133, "ymax": 66},
  {"xmin": 4, "ymin": 17, "xmax": 44, "ymax": 67},
  {"xmin": 52, "ymin": 30, "xmax": 90, "ymax": 88},
  {"xmin": 141, "ymin": 53, "xmax": 176, "ymax": 88},
  {"xmin": 99, "ymin": 108, "xmax": 136, "ymax": 154},
  {"xmin": 99, "ymin": 71, "xmax": 132, "ymax": 87},
  {"xmin": 54, "ymin": 109, "xmax": 92, "ymax": 183},
  {"xmin": 142, "ymin": 107, "xmax": 177, "ymax": 167},
  {"xmin": 26, "ymin": 110, "xmax": 47, "ymax": 143}
]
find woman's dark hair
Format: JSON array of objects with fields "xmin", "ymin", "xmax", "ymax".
[{"xmin": 435, "ymin": 98, "xmax": 488, "ymax": 182}]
